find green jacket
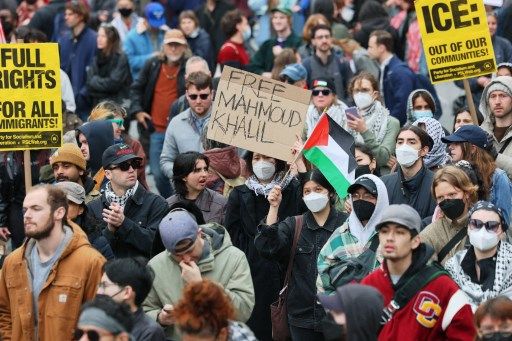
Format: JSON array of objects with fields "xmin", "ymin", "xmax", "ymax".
[
  {"xmin": 360, "ymin": 115, "xmax": 400, "ymax": 174},
  {"xmin": 247, "ymin": 33, "xmax": 302, "ymax": 74},
  {"xmin": 142, "ymin": 223, "xmax": 255, "ymax": 340}
]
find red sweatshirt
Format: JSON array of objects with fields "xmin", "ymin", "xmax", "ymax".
[{"xmin": 362, "ymin": 267, "xmax": 476, "ymax": 340}]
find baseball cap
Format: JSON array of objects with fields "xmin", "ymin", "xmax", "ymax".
[
  {"xmin": 311, "ymin": 78, "xmax": 336, "ymax": 93},
  {"xmin": 163, "ymin": 29, "xmax": 187, "ymax": 45},
  {"xmin": 55, "ymin": 181, "xmax": 86, "ymax": 205},
  {"xmin": 50, "ymin": 143, "xmax": 87, "ymax": 171},
  {"xmin": 280, "ymin": 63, "xmax": 307, "ymax": 82},
  {"xmin": 159, "ymin": 209, "xmax": 199, "ymax": 254},
  {"xmin": 270, "ymin": 6, "xmax": 292, "ymax": 16},
  {"xmin": 375, "ymin": 204, "xmax": 422, "ymax": 235},
  {"xmin": 347, "ymin": 176, "xmax": 378, "ymax": 196},
  {"xmin": 102, "ymin": 144, "xmax": 141, "ymax": 168},
  {"xmin": 332, "ymin": 23, "xmax": 351, "ymax": 40},
  {"xmin": 441, "ymin": 125, "xmax": 489, "ymax": 150},
  {"xmin": 145, "ymin": 2, "xmax": 165, "ymax": 29}
]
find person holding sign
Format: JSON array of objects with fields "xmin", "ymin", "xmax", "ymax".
[{"xmin": 224, "ymin": 150, "xmax": 305, "ymax": 340}]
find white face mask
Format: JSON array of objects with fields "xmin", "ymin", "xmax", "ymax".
[
  {"xmin": 353, "ymin": 92, "xmax": 374, "ymax": 110},
  {"xmin": 468, "ymin": 227, "xmax": 500, "ymax": 251},
  {"xmin": 243, "ymin": 26, "xmax": 252, "ymax": 41},
  {"xmin": 253, "ymin": 161, "xmax": 275, "ymax": 181},
  {"xmin": 303, "ymin": 192, "xmax": 329, "ymax": 212},
  {"xmin": 341, "ymin": 6, "xmax": 355, "ymax": 22},
  {"xmin": 395, "ymin": 144, "xmax": 420, "ymax": 168}
]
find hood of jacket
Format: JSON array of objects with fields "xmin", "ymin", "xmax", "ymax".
[
  {"xmin": 194, "ymin": 223, "xmax": 235, "ymax": 273},
  {"xmin": 412, "ymin": 117, "xmax": 450, "ymax": 169},
  {"xmin": 76, "ymin": 121, "xmax": 114, "ymax": 175},
  {"xmin": 445, "ymin": 241, "xmax": 512, "ymax": 307},
  {"xmin": 406, "ymin": 89, "xmax": 437, "ymax": 123},
  {"xmin": 339, "ymin": 284, "xmax": 384, "ymax": 341},
  {"xmin": 479, "ymin": 76, "xmax": 512, "ymax": 119},
  {"xmin": 203, "ymin": 146, "xmax": 241, "ymax": 179},
  {"xmin": 348, "ymin": 174, "xmax": 389, "ymax": 245}
]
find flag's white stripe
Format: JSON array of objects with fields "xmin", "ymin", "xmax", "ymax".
[{"xmin": 315, "ymin": 136, "xmax": 354, "ymax": 182}]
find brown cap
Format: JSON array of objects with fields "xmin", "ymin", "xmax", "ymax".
[
  {"xmin": 163, "ymin": 29, "xmax": 187, "ymax": 45},
  {"xmin": 50, "ymin": 143, "xmax": 86, "ymax": 171}
]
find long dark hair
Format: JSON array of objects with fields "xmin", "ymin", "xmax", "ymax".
[
  {"xmin": 99, "ymin": 24, "xmax": 121, "ymax": 57},
  {"xmin": 302, "ymin": 168, "xmax": 337, "ymax": 205}
]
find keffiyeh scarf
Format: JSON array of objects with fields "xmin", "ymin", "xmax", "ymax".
[
  {"xmin": 104, "ymin": 181, "xmax": 139, "ymax": 208},
  {"xmin": 245, "ymin": 172, "xmax": 293, "ymax": 197}
]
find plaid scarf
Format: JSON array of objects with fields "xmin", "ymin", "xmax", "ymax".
[{"xmin": 104, "ymin": 181, "xmax": 138, "ymax": 208}]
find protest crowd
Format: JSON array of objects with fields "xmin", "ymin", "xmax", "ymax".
[{"xmin": 2, "ymin": 0, "xmax": 512, "ymax": 339}]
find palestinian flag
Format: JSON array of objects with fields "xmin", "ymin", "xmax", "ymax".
[{"xmin": 303, "ymin": 114, "xmax": 356, "ymax": 198}]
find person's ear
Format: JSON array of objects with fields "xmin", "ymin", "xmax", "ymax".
[
  {"xmin": 370, "ymin": 158, "xmax": 377, "ymax": 172},
  {"xmin": 411, "ymin": 234, "xmax": 421, "ymax": 249},
  {"xmin": 115, "ymin": 332, "xmax": 130, "ymax": 341},
  {"xmin": 79, "ymin": 170, "xmax": 84, "ymax": 177},
  {"xmin": 105, "ymin": 169, "xmax": 113, "ymax": 180},
  {"xmin": 54, "ymin": 206, "xmax": 66, "ymax": 221},
  {"xmin": 419, "ymin": 145, "xmax": 429, "ymax": 158},
  {"xmin": 78, "ymin": 205, "xmax": 85, "ymax": 216}
]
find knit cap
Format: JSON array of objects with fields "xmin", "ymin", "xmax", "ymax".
[{"xmin": 50, "ymin": 143, "xmax": 87, "ymax": 171}]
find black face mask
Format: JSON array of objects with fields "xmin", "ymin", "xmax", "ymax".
[
  {"xmin": 439, "ymin": 198, "xmax": 465, "ymax": 220},
  {"xmin": 118, "ymin": 7, "xmax": 133, "ymax": 17},
  {"xmin": 353, "ymin": 200, "xmax": 376, "ymax": 222},
  {"xmin": 322, "ymin": 314, "xmax": 346, "ymax": 341},
  {"xmin": 355, "ymin": 164, "xmax": 372, "ymax": 178},
  {"xmin": 481, "ymin": 332, "xmax": 512, "ymax": 341}
]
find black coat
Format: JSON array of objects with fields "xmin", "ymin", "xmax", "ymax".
[
  {"xmin": 128, "ymin": 56, "xmax": 186, "ymax": 118},
  {"xmin": 86, "ymin": 51, "xmax": 132, "ymax": 106},
  {"xmin": 254, "ymin": 209, "xmax": 348, "ymax": 331},
  {"xmin": 381, "ymin": 165, "xmax": 436, "ymax": 224},
  {"xmin": 224, "ymin": 179, "xmax": 305, "ymax": 341},
  {"xmin": 87, "ymin": 184, "xmax": 168, "ymax": 258}
]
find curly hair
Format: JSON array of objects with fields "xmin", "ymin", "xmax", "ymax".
[{"xmin": 174, "ymin": 280, "xmax": 235, "ymax": 337}]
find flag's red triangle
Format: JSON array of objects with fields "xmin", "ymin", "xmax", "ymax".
[{"xmin": 304, "ymin": 114, "xmax": 329, "ymax": 150}]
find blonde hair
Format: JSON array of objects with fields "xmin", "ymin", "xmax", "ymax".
[
  {"xmin": 432, "ymin": 165, "xmax": 478, "ymax": 204},
  {"xmin": 88, "ymin": 101, "xmax": 127, "ymax": 121}
]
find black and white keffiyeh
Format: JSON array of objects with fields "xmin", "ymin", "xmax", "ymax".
[
  {"xmin": 104, "ymin": 181, "xmax": 138, "ymax": 208},
  {"xmin": 245, "ymin": 172, "xmax": 293, "ymax": 197}
]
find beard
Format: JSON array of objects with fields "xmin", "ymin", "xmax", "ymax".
[
  {"xmin": 25, "ymin": 216, "xmax": 54, "ymax": 240},
  {"xmin": 166, "ymin": 54, "xmax": 182, "ymax": 63}
]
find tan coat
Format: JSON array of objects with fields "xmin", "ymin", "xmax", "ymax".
[
  {"xmin": 0, "ymin": 224, "xmax": 105, "ymax": 341},
  {"xmin": 420, "ymin": 215, "xmax": 469, "ymax": 265}
]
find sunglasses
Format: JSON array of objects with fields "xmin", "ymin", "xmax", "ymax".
[
  {"xmin": 73, "ymin": 329, "xmax": 101, "ymax": 341},
  {"xmin": 468, "ymin": 219, "xmax": 501, "ymax": 233},
  {"xmin": 188, "ymin": 93, "xmax": 210, "ymax": 100},
  {"xmin": 109, "ymin": 118, "xmax": 124, "ymax": 126},
  {"xmin": 312, "ymin": 89, "xmax": 331, "ymax": 96},
  {"xmin": 110, "ymin": 159, "xmax": 142, "ymax": 171}
]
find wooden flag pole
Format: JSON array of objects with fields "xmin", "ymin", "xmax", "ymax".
[
  {"xmin": 462, "ymin": 78, "xmax": 480, "ymax": 125},
  {"xmin": 24, "ymin": 150, "xmax": 31, "ymax": 191}
]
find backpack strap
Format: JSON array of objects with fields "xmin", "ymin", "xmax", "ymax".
[
  {"xmin": 380, "ymin": 263, "xmax": 448, "ymax": 325},
  {"xmin": 499, "ymin": 137, "xmax": 512, "ymax": 154},
  {"xmin": 437, "ymin": 226, "xmax": 467, "ymax": 264}
]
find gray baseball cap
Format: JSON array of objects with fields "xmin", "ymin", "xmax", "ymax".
[
  {"xmin": 55, "ymin": 181, "xmax": 86, "ymax": 205},
  {"xmin": 159, "ymin": 209, "xmax": 199, "ymax": 254},
  {"xmin": 375, "ymin": 204, "xmax": 422, "ymax": 235}
]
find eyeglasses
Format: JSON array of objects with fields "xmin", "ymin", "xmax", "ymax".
[
  {"xmin": 109, "ymin": 159, "xmax": 142, "ymax": 171},
  {"xmin": 312, "ymin": 89, "xmax": 331, "ymax": 96},
  {"xmin": 468, "ymin": 219, "xmax": 501, "ymax": 233},
  {"xmin": 188, "ymin": 93, "xmax": 210, "ymax": 100},
  {"xmin": 109, "ymin": 118, "xmax": 124, "ymax": 126},
  {"xmin": 73, "ymin": 329, "xmax": 101, "ymax": 341}
]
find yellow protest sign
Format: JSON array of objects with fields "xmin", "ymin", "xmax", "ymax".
[
  {"xmin": 207, "ymin": 66, "xmax": 310, "ymax": 162},
  {"xmin": 416, "ymin": 0, "xmax": 496, "ymax": 83},
  {"xmin": 0, "ymin": 43, "xmax": 62, "ymax": 151}
]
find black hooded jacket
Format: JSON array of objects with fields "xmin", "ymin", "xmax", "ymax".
[{"xmin": 76, "ymin": 120, "xmax": 114, "ymax": 176}]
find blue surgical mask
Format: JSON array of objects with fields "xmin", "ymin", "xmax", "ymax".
[
  {"xmin": 413, "ymin": 110, "xmax": 433, "ymax": 120},
  {"xmin": 243, "ymin": 26, "xmax": 252, "ymax": 41}
]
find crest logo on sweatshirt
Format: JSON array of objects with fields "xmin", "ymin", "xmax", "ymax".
[{"xmin": 413, "ymin": 291, "xmax": 442, "ymax": 328}]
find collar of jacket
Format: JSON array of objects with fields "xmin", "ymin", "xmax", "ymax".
[
  {"xmin": 304, "ymin": 208, "xmax": 344, "ymax": 232},
  {"xmin": 399, "ymin": 164, "xmax": 426, "ymax": 194},
  {"xmin": 102, "ymin": 182, "xmax": 145, "ymax": 206}
]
